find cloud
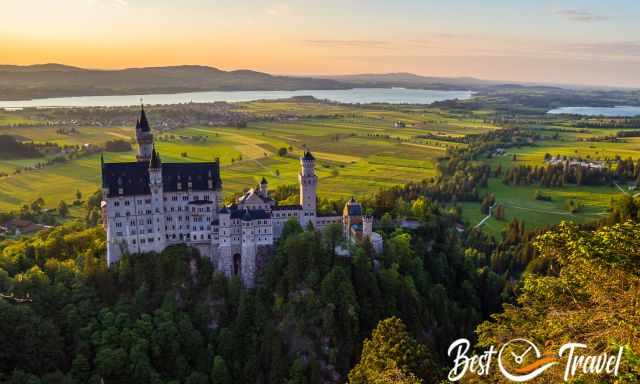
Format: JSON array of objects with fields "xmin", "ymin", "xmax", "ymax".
[
  {"xmin": 303, "ymin": 40, "xmax": 392, "ymax": 49},
  {"xmin": 433, "ymin": 33, "xmax": 470, "ymax": 39},
  {"xmin": 562, "ymin": 41, "xmax": 640, "ymax": 57},
  {"xmin": 556, "ymin": 9, "xmax": 608, "ymax": 22},
  {"xmin": 87, "ymin": 0, "xmax": 128, "ymax": 8},
  {"xmin": 267, "ymin": 3, "xmax": 290, "ymax": 16}
]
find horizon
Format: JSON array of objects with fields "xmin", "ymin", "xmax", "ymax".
[
  {"xmin": 3, "ymin": 62, "xmax": 638, "ymax": 91},
  {"xmin": 3, "ymin": 0, "xmax": 640, "ymax": 88}
]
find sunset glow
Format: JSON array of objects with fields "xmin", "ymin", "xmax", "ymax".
[{"xmin": 2, "ymin": 0, "xmax": 640, "ymax": 86}]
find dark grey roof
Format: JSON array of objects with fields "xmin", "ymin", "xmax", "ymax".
[
  {"xmin": 188, "ymin": 200, "xmax": 213, "ymax": 205},
  {"xmin": 272, "ymin": 204, "xmax": 302, "ymax": 211},
  {"xmin": 102, "ymin": 161, "xmax": 150, "ymax": 197},
  {"xmin": 347, "ymin": 204, "xmax": 362, "ymax": 216},
  {"xmin": 317, "ymin": 213, "xmax": 340, "ymax": 218},
  {"xmin": 102, "ymin": 160, "xmax": 222, "ymax": 197},
  {"xmin": 229, "ymin": 207, "xmax": 270, "ymax": 221},
  {"xmin": 137, "ymin": 106, "xmax": 150, "ymax": 132},
  {"xmin": 161, "ymin": 162, "xmax": 222, "ymax": 192}
]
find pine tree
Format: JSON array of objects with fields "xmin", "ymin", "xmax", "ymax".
[{"xmin": 348, "ymin": 317, "xmax": 436, "ymax": 384}]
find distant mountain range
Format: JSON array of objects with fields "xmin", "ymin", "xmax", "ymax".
[
  {"xmin": 0, "ymin": 64, "xmax": 351, "ymax": 101},
  {"xmin": 0, "ymin": 63, "xmax": 600, "ymax": 101}
]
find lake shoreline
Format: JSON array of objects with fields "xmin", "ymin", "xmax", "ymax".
[
  {"xmin": 0, "ymin": 88, "xmax": 474, "ymax": 109},
  {"xmin": 548, "ymin": 105, "xmax": 640, "ymax": 117}
]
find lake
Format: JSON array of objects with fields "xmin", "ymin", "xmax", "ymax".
[
  {"xmin": 548, "ymin": 106, "xmax": 640, "ymax": 117},
  {"xmin": 0, "ymin": 88, "xmax": 473, "ymax": 109}
]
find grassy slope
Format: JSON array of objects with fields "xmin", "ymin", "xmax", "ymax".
[
  {"xmin": 462, "ymin": 127, "xmax": 638, "ymax": 238},
  {"xmin": 0, "ymin": 103, "xmax": 495, "ymax": 210},
  {"xmin": 460, "ymin": 178, "xmax": 620, "ymax": 238}
]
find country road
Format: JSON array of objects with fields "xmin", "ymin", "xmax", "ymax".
[{"xmin": 474, "ymin": 203, "xmax": 496, "ymax": 228}]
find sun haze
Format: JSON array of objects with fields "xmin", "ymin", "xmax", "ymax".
[{"xmin": 2, "ymin": 0, "xmax": 640, "ymax": 87}]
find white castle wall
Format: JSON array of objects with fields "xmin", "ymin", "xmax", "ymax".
[{"xmin": 104, "ymin": 111, "xmax": 382, "ymax": 287}]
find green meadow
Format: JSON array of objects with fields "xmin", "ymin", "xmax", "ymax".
[
  {"xmin": 0, "ymin": 102, "xmax": 496, "ymax": 211},
  {"xmin": 460, "ymin": 127, "xmax": 639, "ymax": 237},
  {"xmin": 459, "ymin": 179, "xmax": 621, "ymax": 238},
  {"xmin": 1, "ymin": 101, "xmax": 637, "ymax": 238}
]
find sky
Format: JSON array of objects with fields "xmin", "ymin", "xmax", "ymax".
[{"xmin": 2, "ymin": 0, "xmax": 640, "ymax": 87}]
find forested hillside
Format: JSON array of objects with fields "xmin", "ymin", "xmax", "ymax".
[
  {"xmin": 0, "ymin": 65, "xmax": 350, "ymax": 100},
  {"xmin": 1, "ymin": 184, "xmax": 638, "ymax": 383},
  {"xmin": 0, "ymin": 135, "xmax": 41, "ymax": 159}
]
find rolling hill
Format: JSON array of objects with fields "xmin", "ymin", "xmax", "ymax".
[{"xmin": 0, "ymin": 64, "xmax": 352, "ymax": 100}]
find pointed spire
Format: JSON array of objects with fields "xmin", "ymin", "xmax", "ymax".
[
  {"xmin": 150, "ymin": 147, "xmax": 161, "ymax": 169},
  {"xmin": 260, "ymin": 176, "xmax": 268, "ymax": 185},
  {"xmin": 138, "ymin": 104, "xmax": 150, "ymax": 132},
  {"xmin": 303, "ymin": 150, "xmax": 315, "ymax": 161},
  {"xmin": 100, "ymin": 152, "xmax": 104, "ymax": 166}
]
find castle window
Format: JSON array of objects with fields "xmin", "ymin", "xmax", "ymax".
[
  {"xmin": 132, "ymin": 239, "xmax": 136, "ymax": 244},
  {"xmin": 145, "ymin": 199, "xmax": 151, "ymax": 204},
  {"xmin": 177, "ymin": 183, "xmax": 182, "ymax": 190},
  {"xmin": 172, "ymin": 196, "xmax": 178, "ymax": 201},
  {"xmin": 118, "ymin": 188, "xmax": 123, "ymax": 195},
  {"xmin": 188, "ymin": 182, "xmax": 193, "ymax": 189},
  {"xmin": 124, "ymin": 200, "xmax": 130, "ymax": 206},
  {"xmin": 114, "ymin": 201, "xmax": 120, "ymax": 207}
]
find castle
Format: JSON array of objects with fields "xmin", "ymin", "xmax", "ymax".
[{"xmin": 101, "ymin": 107, "xmax": 382, "ymax": 286}]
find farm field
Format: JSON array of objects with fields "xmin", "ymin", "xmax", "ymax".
[
  {"xmin": 0, "ymin": 102, "xmax": 497, "ymax": 210},
  {"xmin": 1, "ymin": 100, "xmax": 638, "ymax": 238},
  {"xmin": 459, "ymin": 178, "xmax": 622, "ymax": 238}
]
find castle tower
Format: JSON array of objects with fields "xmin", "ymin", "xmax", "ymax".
[
  {"xmin": 136, "ymin": 105, "xmax": 154, "ymax": 162},
  {"xmin": 342, "ymin": 197, "xmax": 363, "ymax": 240},
  {"xmin": 299, "ymin": 150, "xmax": 317, "ymax": 228},
  {"xmin": 240, "ymin": 211, "xmax": 257, "ymax": 288},
  {"xmin": 149, "ymin": 148, "xmax": 166, "ymax": 252},
  {"xmin": 259, "ymin": 177, "xmax": 268, "ymax": 198},
  {"xmin": 362, "ymin": 215, "xmax": 373, "ymax": 240},
  {"xmin": 217, "ymin": 207, "xmax": 233, "ymax": 276}
]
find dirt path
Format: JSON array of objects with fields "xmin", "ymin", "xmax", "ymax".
[{"xmin": 474, "ymin": 203, "xmax": 496, "ymax": 228}]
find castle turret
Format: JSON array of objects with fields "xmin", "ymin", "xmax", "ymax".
[
  {"xmin": 363, "ymin": 215, "xmax": 373, "ymax": 240},
  {"xmin": 299, "ymin": 150, "xmax": 317, "ymax": 227},
  {"xmin": 136, "ymin": 105, "xmax": 154, "ymax": 162},
  {"xmin": 148, "ymin": 148, "xmax": 166, "ymax": 252},
  {"xmin": 343, "ymin": 197, "xmax": 363, "ymax": 240},
  {"xmin": 217, "ymin": 207, "xmax": 233, "ymax": 275},
  {"xmin": 260, "ymin": 177, "xmax": 268, "ymax": 197}
]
